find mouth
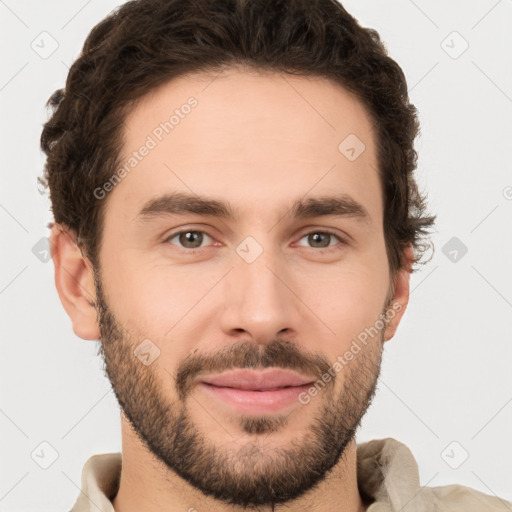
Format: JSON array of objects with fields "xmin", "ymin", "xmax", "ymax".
[{"xmin": 196, "ymin": 368, "xmax": 316, "ymax": 414}]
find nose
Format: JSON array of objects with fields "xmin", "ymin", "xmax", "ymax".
[{"xmin": 219, "ymin": 245, "xmax": 302, "ymax": 345}]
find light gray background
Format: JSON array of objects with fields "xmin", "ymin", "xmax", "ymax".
[{"xmin": 1, "ymin": 0, "xmax": 511, "ymax": 510}]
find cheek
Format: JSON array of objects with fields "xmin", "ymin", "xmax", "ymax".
[
  {"xmin": 121, "ymin": 275, "xmax": 187, "ymax": 334},
  {"xmin": 303, "ymin": 265, "xmax": 389, "ymax": 355},
  {"xmin": 100, "ymin": 266, "xmax": 196, "ymax": 383},
  {"xmin": 105, "ymin": 260, "xmax": 219, "ymax": 359}
]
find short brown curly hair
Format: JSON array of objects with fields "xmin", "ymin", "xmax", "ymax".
[{"xmin": 39, "ymin": 0, "xmax": 435, "ymax": 276}]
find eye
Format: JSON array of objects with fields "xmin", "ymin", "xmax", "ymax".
[
  {"xmin": 163, "ymin": 229, "xmax": 347, "ymax": 253},
  {"xmin": 295, "ymin": 231, "xmax": 345, "ymax": 252},
  {"xmin": 165, "ymin": 230, "xmax": 214, "ymax": 250}
]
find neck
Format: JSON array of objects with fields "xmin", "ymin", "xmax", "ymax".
[{"xmin": 112, "ymin": 415, "xmax": 367, "ymax": 512}]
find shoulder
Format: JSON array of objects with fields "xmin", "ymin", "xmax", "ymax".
[
  {"xmin": 430, "ymin": 483, "xmax": 511, "ymax": 511},
  {"xmin": 356, "ymin": 438, "xmax": 511, "ymax": 511}
]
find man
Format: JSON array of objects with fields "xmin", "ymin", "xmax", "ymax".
[{"xmin": 40, "ymin": 0, "xmax": 510, "ymax": 510}]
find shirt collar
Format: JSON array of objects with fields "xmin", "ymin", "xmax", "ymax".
[{"xmin": 357, "ymin": 438, "xmax": 434, "ymax": 511}]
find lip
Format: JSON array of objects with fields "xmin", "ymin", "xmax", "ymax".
[
  {"xmin": 200, "ymin": 368, "xmax": 315, "ymax": 390},
  {"xmin": 196, "ymin": 368, "xmax": 316, "ymax": 414}
]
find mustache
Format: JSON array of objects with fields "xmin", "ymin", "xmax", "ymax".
[{"xmin": 174, "ymin": 339, "xmax": 334, "ymax": 400}]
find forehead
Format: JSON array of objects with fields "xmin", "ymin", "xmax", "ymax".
[{"xmin": 108, "ymin": 68, "xmax": 381, "ymax": 224}]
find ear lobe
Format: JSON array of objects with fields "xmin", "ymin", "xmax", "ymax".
[
  {"xmin": 383, "ymin": 244, "xmax": 414, "ymax": 342},
  {"xmin": 50, "ymin": 224, "xmax": 100, "ymax": 340}
]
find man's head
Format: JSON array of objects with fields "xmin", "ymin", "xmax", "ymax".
[{"xmin": 42, "ymin": 0, "xmax": 434, "ymax": 508}]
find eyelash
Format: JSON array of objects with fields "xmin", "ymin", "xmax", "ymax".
[{"xmin": 163, "ymin": 229, "xmax": 348, "ymax": 254}]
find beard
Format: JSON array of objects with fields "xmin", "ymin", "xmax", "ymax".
[{"xmin": 93, "ymin": 272, "xmax": 387, "ymax": 509}]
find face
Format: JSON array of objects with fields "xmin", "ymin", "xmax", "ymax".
[{"xmin": 83, "ymin": 68, "xmax": 408, "ymax": 507}]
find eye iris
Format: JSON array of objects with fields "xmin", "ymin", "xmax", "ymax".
[
  {"xmin": 174, "ymin": 232, "xmax": 335, "ymax": 250},
  {"xmin": 309, "ymin": 233, "xmax": 330, "ymax": 248},
  {"xmin": 180, "ymin": 231, "xmax": 203, "ymax": 248}
]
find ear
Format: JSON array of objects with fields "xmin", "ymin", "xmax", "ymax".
[
  {"xmin": 49, "ymin": 224, "xmax": 100, "ymax": 340},
  {"xmin": 383, "ymin": 244, "xmax": 413, "ymax": 342}
]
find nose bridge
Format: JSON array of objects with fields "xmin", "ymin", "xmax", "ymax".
[{"xmin": 219, "ymin": 235, "xmax": 300, "ymax": 339}]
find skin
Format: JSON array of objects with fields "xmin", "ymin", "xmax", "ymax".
[{"xmin": 50, "ymin": 67, "xmax": 413, "ymax": 511}]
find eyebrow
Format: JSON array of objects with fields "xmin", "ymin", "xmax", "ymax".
[{"xmin": 135, "ymin": 191, "xmax": 371, "ymax": 225}]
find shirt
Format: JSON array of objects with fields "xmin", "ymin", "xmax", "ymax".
[{"xmin": 69, "ymin": 437, "xmax": 510, "ymax": 511}]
